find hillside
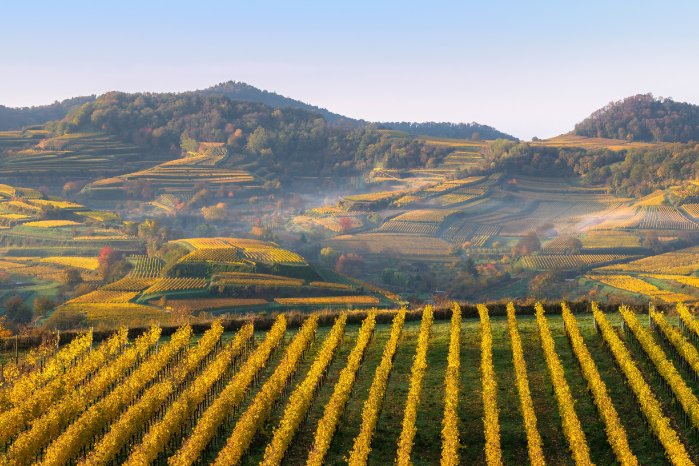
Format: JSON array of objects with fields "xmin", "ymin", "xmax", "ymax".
[
  {"xmin": 379, "ymin": 121, "xmax": 516, "ymax": 140},
  {"xmin": 198, "ymin": 81, "xmax": 360, "ymax": 126},
  {"xmin": 574, "ymin": 93, "xmax": 699, "ymax": 142},
  {"xmin": 47, "ymin": 91, "xmax": 450, "ymax": 181},
  {"xmin": 46, "ymin": 236, "xmax": 395, "ymax": 328},
  {"xmin": 0, "ymin": 96, "xmax": 94, "ymax": 131},
  {"xmin": 0, "ymin": 82, "xmax": 515, "ymax": 149}
]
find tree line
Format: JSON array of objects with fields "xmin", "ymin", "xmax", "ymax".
[{"xmin": 470, "ymin": 139, "xmax": 699, "ymax": 197}]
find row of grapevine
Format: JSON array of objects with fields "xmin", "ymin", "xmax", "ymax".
[
  {"xmin": 0, "ymin": 328, "xmax": 127, "ymax": 445},
  {"xmin": 274, "ymin": 296, "xmax": 380, "ymax": 306},
  {"xmin": 0, "ymin": 328, "xmax": 126, "ymax": 447},
  {"xmin": 506, "ymin": 303, "xmax": 544, "ymax": 466},
  {"xmin": 650, "ymin": 308, "xmax": 699, "ymax": 379},
  {"xmin": 535, "ymin": 303, "xmax": 592, "ymax": 465},
  {"xmin": 262, "ymin": 314, "xmax": 347, "ymax": 465},
  {"xmin": 125, "ymin": 323, "xmax": 254, "ymax": 465},
  {"xmin": 561, "ymin": 303, "xmax": 637, "ymax": 465},
  {"xmin": 68, "ymin": 290, "xmax": 138, "ymax": 304},
  {"xmin": 677, "ymin": 303, "xmax": 699, "ymax": 343},
  {"xmin": 212, "ymin": 315, "xmax": 319, "ymax": 464},
  {"xmin": 519, "ymin": 254, "xmax": 627, "ymax": 270},
  {"xmin": 396, "ymin": 305, "xmax": 433, "ymax": 465},
  {"xmin": 168, "ymin": 315, "xmax": 287, "ymax": 466},
  {"xmin": 478, "ymin": 304, "xmax": 502, "ymax": 466},
  {"xmin": 591, "ymin": 303, "xmax": 693, "ymax": 465},
  {"xmin": 3, "ymin": 330, "xmax": 93, "ymax": 407},
  {"xmin": 441, "ymin": 303, "xmax": 461, "ymax": 466},
  {"xmin": 3, "ymin": 326, "xmax": 162, "ymax": 466},
  {"xmin": 306, "ymin": 312, "xmax": 377, "ymax": 466},
  {"xmin": 588, "ymin": 274, "xmax": 694, "ymax": 304},
  {"xmin": 143, "ymin": 278, "xmax": 209, "ymax": 294},
  {"xmin": 40, "ymin": 326, "xmax": 194, "ymax": 466},
  {"xmin": 619, "ymin": 306, "xmax": 699, "ymax": 430},
  {"xmin": 78, "ymin": 322, "xmax": 225, "ymax": 465},
  {"xmin": 347, "ymin": 308, "xmax": 406, "ymax": 465},
  {"xmin": 0, "ymin": 338, "xmax": 61, "ymax": 399},
  {"xmin": 128, "ymin": 255, "xmax": 163, "ymax": 278}
]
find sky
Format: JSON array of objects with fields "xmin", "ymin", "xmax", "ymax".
[{"xmin": 2, "ymin": 0, "xmax": 699, "ymax": 140}]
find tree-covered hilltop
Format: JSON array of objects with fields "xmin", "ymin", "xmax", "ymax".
[
  {"xmin": 574, "ymin": 93, "xmax": 699, "ymax": 142},
  {"xmin": 379, "ymin": 121, "xmax": 516, "ymax": 140},
  {"xmin": 470, "ymin": 139, "xmax": 699, "ymax": 197},
  {"xmin": 48, "ymin": 91, "xmax": 449, "ymax": 178},
  {"xmin": 199, "ymin": 81, "xmax": 361, "ymax": 127},
  {"xmin": 0, "ymin": 96, "xmax": 95, "ymax": 130}
]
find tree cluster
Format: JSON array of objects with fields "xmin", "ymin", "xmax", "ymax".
[{"xmin": 574, "ymin": 93, "xmax": 699, "ymax": 142}]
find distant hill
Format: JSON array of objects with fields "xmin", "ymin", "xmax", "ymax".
[
  {"xmin": 0, "ymin": 96, "xmax": 95, "ymax": 131},
  {"xmin": 49, "ymin": 91, "xmax": 449, "ymax": 180},
  {"xmin": 574, "ymin": 93, "xmax": 699, "ymax": 142},
  {"xmin": 197, "ymin": 81, "xmax": 361, "ymax": 127},
  {"xmin": 379, "ymin": 121, "xmax": 516, "ymax": 140},
  {"xmin": 0, "ymin": 81, "xmax": 514, "ymax": 140}
]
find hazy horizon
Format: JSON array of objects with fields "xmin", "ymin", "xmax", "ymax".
[{"xmin": 3, "ymin": 0, "xmax": 698, "ymax": 140}]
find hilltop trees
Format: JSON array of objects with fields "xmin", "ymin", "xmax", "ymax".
[
  {"xmin": 575, "ymin": 94, "xmax": 699, "ymax": 142},
  {"xmin": 51, "ymin": 92, "xmax": 448, "ymax": 181}
]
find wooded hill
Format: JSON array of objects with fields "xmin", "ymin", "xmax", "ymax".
[{"xmin": 574, "ymin": 93, "xmax": 699, "ymax": 142}]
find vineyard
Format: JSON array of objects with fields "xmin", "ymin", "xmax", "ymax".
[
  {"xmin": 128, "ymin": 256, "xmax": 163, "ymax": 278},
  {"xmin": 326, "ymin": 233, "xmax": 454, "ymax": 260},
  {"xmin": 597, "ymin": 246, "xmax": 699, "ymax": 275},
  {"xmin": 587, "ymin": 275, "xmax": 697, "ymax": 304},
  {"xmin": 682, "ymin": 204, "xmax": 699, "ymax": 219},
  {"xmin": 3, "ymin": 303, "xmax": 699, "ymax": 465},
  {"xmin": 633, "ymin": 206, "xmax": 699, "ymax": 230},
  {"xmin": 84, "ymin": 149, "xmax": 259, "ymax": 199},
  {"xmin": 0, "ymin": 132, "xmax": 149, "ymax": 179},
  {"xmin": 518, "ymin": 254, "xmax": 632, "ymax": 271},
  {"xmin": 32, "ymin": 236, "xmax": 388, "ymax": 328}
]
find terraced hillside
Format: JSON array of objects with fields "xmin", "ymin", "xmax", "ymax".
[
  {"xmin": 82, "ymin": 146, "xmax": 261, "ymax": 200},
  {"xmin": 0, "ymin": 131, "xmax": 164, "ymax": 180},
  {"xmin": 47, "ymin": 237, "xmax": 395, "ymax": 328}
]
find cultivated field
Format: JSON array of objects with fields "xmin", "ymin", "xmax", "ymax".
[
  {"xmin": 85, "ymin": 150, "xmax": 260, "ymax": 200},
  {"xmin": 45, "ymin": 236, "xmax": 391, "ymax": 328},
  {"xmin": 2, "ymin": 303, "xmax": 699, "ymax": 465}
]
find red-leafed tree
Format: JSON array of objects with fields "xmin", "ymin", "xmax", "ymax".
[
  {"xmin": 335, "ymin": 253, "xmax": 365, "ymax": 276},
  {"xmin": 98, "ymin": 246, "xmax": 119, "ymax": 280},
  {"xmin": 337, "ymin": 217, "xmax": 354, "ymax": 233}
]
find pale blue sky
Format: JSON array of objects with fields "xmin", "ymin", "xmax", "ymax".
[{"xmin": 2, "ymin": 0, "xmax": 698, "ymax": 139}]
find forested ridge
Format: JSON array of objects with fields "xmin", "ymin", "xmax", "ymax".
[
  {"xmin": 574, "ymin": 93, "xmax": 699, "ymax": 142},
  {"xmin": 49, "ymin": 91, "xmax": 449, "ymax": 178},
  {"xmin": 0, "ymin": 96, "xmax": 94, "ymax": 131},
  {"xmin": 199, "ymin": 81, "xmax": 360, "ymax": 126}
]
